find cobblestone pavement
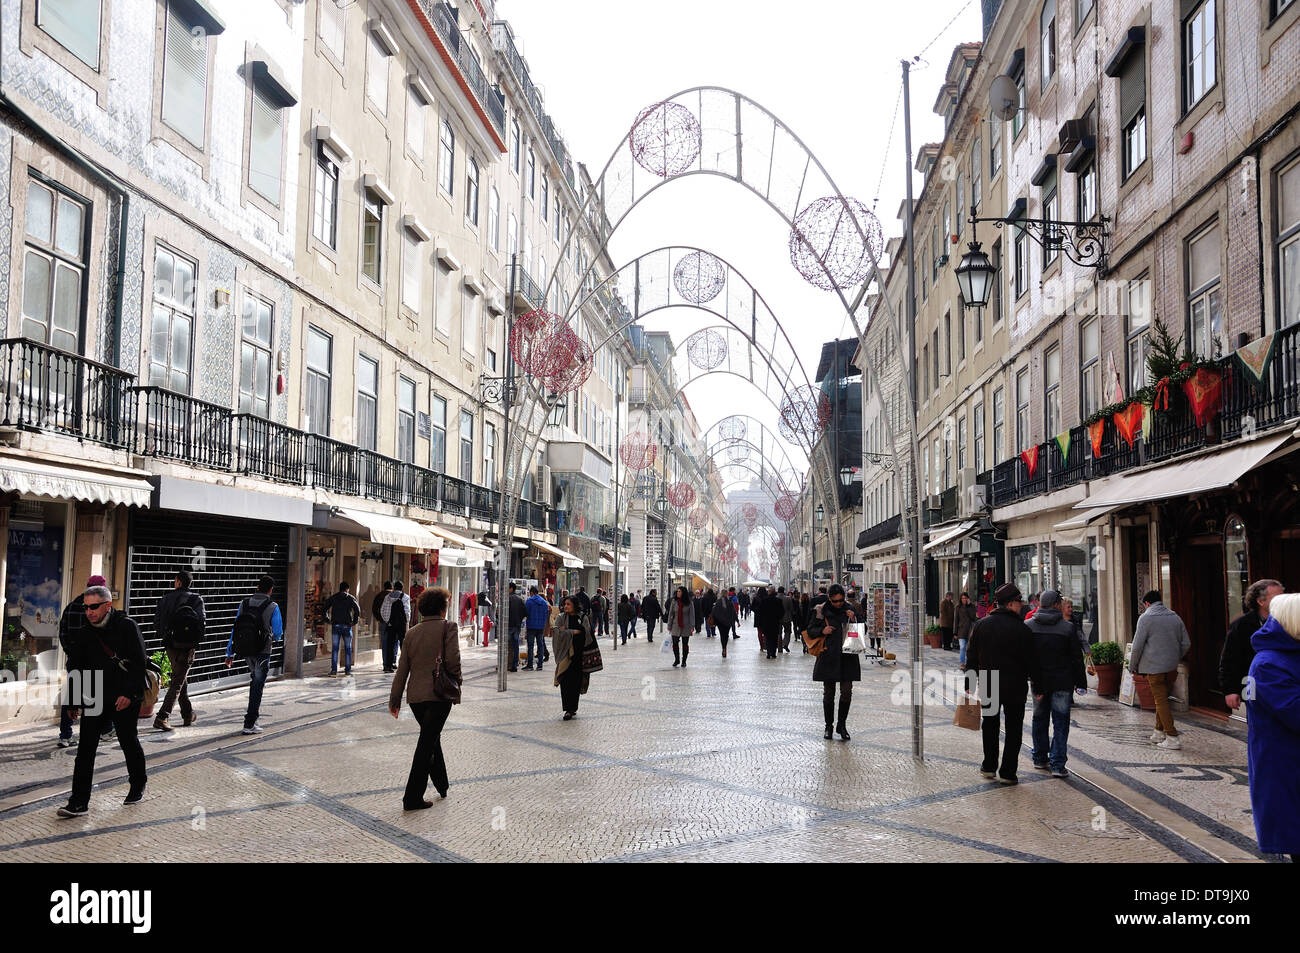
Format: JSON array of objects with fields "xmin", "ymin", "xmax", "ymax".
[{"xmin": 0, "ymin": 619, "xmax": 1268, "ymax": 863}]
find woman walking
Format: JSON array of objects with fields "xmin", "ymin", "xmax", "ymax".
[
  {"xmin": 1244, "ymin": 592, "xmax": 1300, "ymax": 863},
  {"xmin": 710, "ymin": 592, "xmax": 738, "ymax": 658},
  {"xmin": 806, "ymin": 584, "xmax": 860, "ymax": 740},
  {"xmin": 955, "ymin": 592, "xmax": 979, "ymax": 668},
  {"xmin": 797, "ymin": 591, "xmax": 813, "ymax": 654},
  {"xmin": 666, "ymin": 585, "xmax": 695, "ymax": 667},
  {"xmin": 389, "ymin": 587, "xmax": 461, "ymax": 811},
  {"xmin": 617, "ymin": 593, "xmax": 634, "ymax": 644},
  {"xmin": 554, "ymin": 596, "xmax": 591, "ymax": 720}
]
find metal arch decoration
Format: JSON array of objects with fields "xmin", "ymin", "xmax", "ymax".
[
  {"xmin": 778, "ymin": 385, "xmax": 832, "ymax": 444},
  {"xmin": 741, "ymin": 503, "xmax": 759, "ymax": 529},
  {"xmin": 774, "ymin": 494, "xmax": 798, "ymax": 522},
  {"xmin": 673, "ymin": 250, "xmax": 727, "ymax": 303},
  {"xmin": 508, "ymin": 309, "xmax": 595, "ymax": 393},
  {"xmin": 685, "ymin": 329, "xmax": 727, "ymax": 371},
  {"xmin": 666, "ymin": 481, "xmax": 696, "ymax": 510},
  {"xmin": 717, "ymin": 416, "xmax": 747, "ymax": 442},
  {"xmin": 619, "ymin": 431, "xmax": 658, "ymax": 470},
  {"xmin": 715, "ymin": 532, "xmax": 731, "ymax": 550},
  {"xmin": 628, "ymin": 101, "xmax": 702, "ymax": 177},
  {"xmin": 788, "ymin": 197, "xmax": 884, "ymax": 292},
  {"xmin": 687, "ymin": 507, "xmax": 709, "ymax": 530},
  {"xmin": 725, "ymin": 441, "xmax": 750, "ymax": 465}
]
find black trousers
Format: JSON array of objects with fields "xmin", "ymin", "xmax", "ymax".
[
  {"xmin": 763, "ymin": 628, "xmax": 780, "ymax": 657},
  {"xmin": 559, "ymin": 663, "xmax": 584, "ymax": 713},
  {"xmin": 981, "ymin": 696, "xmax": 1026, "ymax": 780},
  {"xmin": 822, "ymin": 681, "xmax": 853, "ymax": 728},
  {"xmin": 404, "ymin": 700, "xmax": 452, "ymax": 805},
  {"xmin": 717, "ymin": 622, "xmax": 733, "ymax": 648},
  {"xmin": 71, "ymin": 700, "xmax": 146, "ymax": 806},
  {"xmin": 941, "ymin": 626, "xmax": 954, "ymax": 649},
  {"xmin": 644, "ymin": 617, "xmax": 657, "ymax": 641},
  {"xmin": 671, "ymin": 634, "xmax": 690, "ymax": 663}
]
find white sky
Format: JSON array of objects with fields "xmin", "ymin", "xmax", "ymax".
[{"xmin": 497, "ymin": 0, "xmax": 982, "ymax": 482}]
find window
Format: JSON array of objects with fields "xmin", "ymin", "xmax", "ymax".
[
  {"xmin": 932, "ymin": 328, "xmax": 940, "ymax": 391},
  {"xmin": 1012, "ymin": 63, "xmax": 1026, "ymax": 139},
  {"xmin": 238, "ymin": 295, "xmax": 273, "ymax": 418},
  {"xmin": 459, "ymin": 409, "xmax": 474, "ymax": 482},
  {"xmin": 406, "ymin": 84, "xmax": 426, "ymax": 158},
  {"xmin": 956, "ymin": 173, "xmax": 965, "ymax": 239},
  {"xmin": 1183, "ymin": 0, "xmax": 1216, "ymax": 113},
  {"xmin": 1277, "ymin": 160, "xmax": 1300, "ymax": 329},
  {"xmin": 510, "ymin": 118, "xmax": 521, "ymax": 174},
  {"xmin": 1041, "ymin": 170, "xmax": 1059, "ymax": 267},
  {"xmin": 397, "ymin": 376, "xmax": 415, "ymax": 463},
  {"xmin": 974, "ymin": 399, "xmax": 985, "ymax": 471},
  {"xmin": 401, "ymin": 228, "xmax": 422, "ymax": 312},
  {"xmin": 149, "ymin": 245, "xmax": 195, "ymax": 393},
  {"xmin": 319, "ymin": 0, "xmax": 345, "ymax": 62},
  {"xmin": 304, "ymin": 326, "xmax": 331, "ymax": 435},
  {"xmin": 1040, "ymin": 0, "xmax": 1056, "ymax": 89},
  {"xmin": 1120, "ymin": 49, "xmax": 1147, "ymax": 179},
  {"xmin": 1187, "ymin": 223, "xmax": 1224, "ymax": 358},
  {"xmin": 21, "ymin": 178, "xmax": 86, "ymax": 352},
  {"xmin": 957, "ymin": 414, "xmax": 968, "ymax": 471},
  {"xmin": 1077, "ymin": 159, "xmax": 1097, "ymax": 221},
  {"xmin": 554, "ymin": 197, "xmax": 562, "ymax": 241},
  {"xmin": 38, "ymin": 0, "xmax": 102, "ymax": 69},
  {"xmin": 922, "ymin": 343, "xmax": 929, "ymax": 396},
  {"xmin": 248, "ymin": 85, "xmax": 284, "ymax": 206},
  {"xmin": 1076, "ymin": 0, "xmax": 1094, "ymax": 24},
  {"xmin": 991, "ymin": 239, "xmax": 1003, "ymax": 324},
  {"xmin": 439, "ymin": 120, "xmax": 455, "ymax": 195},
  {"xmin": 1045, "ymin": 347, "xmax": 1061, "ymax": 437},
  {"xmin": 362, "ymin": 191, "xmax": 383, "ymax": 285},
  {"xmin": 527, "ymin": 146, "xmax": 536, "ymax": 199},
  {"xmin": 465, "ymin": 157, "xmax": 479, "ymax": 225},
  {"xmin": 366, "ymin": 29, "xmax": 390, "ymax": 113},
  {"xmin": 434, "ymin": 262, "xmax": 453, "ymax": 336},
  {"xmin": 990, "ymin": 106, "xmax": 1003, "ymax": 175},
  {"xmin": 945, "ymin": 311, "xmax": 954, "ymax": 371},
  {"xmin": 356, "ymin": 355, "xmax": 378, "ymax": 450},
  {"xmin": 313, "ymin": 143, "xmax": 340, "ymax": 249},
  {"xmin": 161, "ymin": 0, "xmax": 208, "ymax": 148},
  {"xmin": 430, "ymin": 395, "xmax": 447, "ymax": 471},
  {"xmin": 1016, "ymin": 367, "xmax": 1031, "ymax": 449},
  {"xmin": 486, "ymin": 348, "xmax": 497, "ymax": 373},
  {"xmin": 507, "ymin": 210, "xmax": 518, "ymax": 261},
  {"xmin": 1127, "ymin": 276, "xmax": 1152, "ymax": 393},
  {"xmin": 1014, "ymin": 226, "xmax": 1028, "ymax": 298},
  {"xmin": 462, "ymin": 287, "xmax": 478, "ymax": 356},
  {"xmin": 943, "ymin": 430, "xmax": 952, "ymax": 488},
  {"xmin": 932, "ymin": 438, "xmax": 941, "ymax": 494},
  {"xmin": 931, "ymin": 225, "xmax": 940, "ymax": 281},
  {"xmin": 1079, "ymin": 318, "xmax": 1100, "ymax": 419},
  {"xmin": 488, "ymin": 186, "xmax": 500, "ymax": 251},
  {"xmin": 542, "ymin": 177, "xmax": 550, "ymax": 221},
  {"xmin": 992, "ymin": 387, "xmax": 1006, "ymax": 460},
  {"xmin": 971, "ymin": 137, "xmax": 982, "ymax": 212},
  {"xmin": 484, "ymin": 422, "xmax": 496, "ymax": 490}
]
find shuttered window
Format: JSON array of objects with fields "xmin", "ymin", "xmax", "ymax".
[
  {"xmin": 37, "ymin": 0, "xmax": 102, "ymax": 69},
  {"xmin": 248, "ymin": 85, "xmax": 283, "ymax": 205},
  {"xmin": 1120, "ymin": 50, "xmax": 1146, "ymax": 179},
  {"xmin": 162, "ymin": 1, "xmax": 207, "ymax": 148}
]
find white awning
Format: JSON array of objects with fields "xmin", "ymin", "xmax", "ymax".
[
  {"xmin": 923, "ymin": 520, "xmax": 977, "ymax": 552},
  {"xmin": 1053, "ymin": 503, "xmax": 1126, "ymax": 531},
  {"xmin": 1073, "ymin": 432, "xmax": 1292, "ymax": 510},
  {"xmin": 0, "ymin": 457, "xmax": 153, "ymax": 508},
  {"xmin": 691, "ymin": 571, "xmax": 714, "ymax": 588},
  {"xmin": 599, "ymin": 558, "xmax": 614, "ymax": 572},
  {"xmin": 336, "ymin": 507, "xmax": 442, "ymax": 551},
  {"xmin": 437, "ymin": 548, "xmax": 488, "ymax": 568},
  {"xmin": 532, "ymin": 539, "xmax": 583, "ymax": 569},
  {"xmin": 424, "ymin": 522, "xmax": 493, "ymax": 560}
]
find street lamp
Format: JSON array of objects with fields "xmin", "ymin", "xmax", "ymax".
[
  {"xmin": 954, "ymin": 242, "xmax": 996, "ymax": 309},
  {"xmin": 815, "ymin": 503, "xmax": 824, "ymax": 522},
  {"xmin": 838, "ymin": 466, "xmax": 857, "ymax": 488}
]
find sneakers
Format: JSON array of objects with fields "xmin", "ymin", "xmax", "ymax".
[
  {"xmin": 1051, "ymin": 767, "xmax": 1071, "ymax": 778},
  {"xmin": 997, "ymin": 775, "xmax": 1019, "ymax": 785},
  {"xmin": 1157, "ymin": 735, "xmax": 1182, "ymax": 750},
  {"xmin": 328, "ymin": 671, "xmax": 339, "ymax": 678},
  {"xmin": 241, "ymin": 724, "xmax": 264, "ymax": 735},
  {"xmin": 979, "ymin": 769, "xmax": 996, "ymax": 779},
  {"xmin": 1149, "ymin": 729, "xmax": 1167, "ymax": 743},
  {"xmin": 57, "ymin": 737, "xmax": 73, "ymax": 748},
  {"xmin": 57, "ymin": 803, "xmax": 88, "ymax": 818},
  {"xmin": 1032, "ymin": 762, "xmax": 1051, "ymax": 771},
  {"xmin": 123, "ymin": 786, "xmax": 145, "ymax": 805},
  {"xmin": 154, "ymin": 717, "xmax": 173, "ymax": 732}
]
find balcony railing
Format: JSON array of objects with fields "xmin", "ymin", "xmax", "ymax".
[
  {"xmin": 509, "ymin": 262, "xmax": 544, "ymax": 311},
  {"xmin": 237, "ymin": 414, "xmax": 305, "ymax": 484},
  {"xmin": 468, "ymin": 482, "xmax": 497, "ymax": 520},
  {"xmin": 491, "ymin": 21, "xmax": 569, "ymax": 182},
  {"xmin": 1, "ymin": 338, "xmax": 134, "ymax": 449},
  {"xmin": 440, "ymin": 473, "xmax": 470, "ymax": 517},
  {"xmin": 362, "ymin": 451, "xmax": 408, "ymax": 505},
  {"xmin": 133, "ymin": 386, "xmax": 232, "ymax": 469},
  {"xmin": 418, "ymin": 1, "xmax": 505, "ymax": 137},
  {"xmin": 304, "ymin": 433, "xmax": 361, "ymax": 496}
]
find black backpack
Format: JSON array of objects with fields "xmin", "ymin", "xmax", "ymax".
[
  {"xmin": 171, "ymin": 595, "xmax": 205, "ymax": 646},
  {"xmin": 388, "ymin": 595, "xmax": 408, "ymax": 632},
  {"xmin": 232, "ymin": 596, "xmax": 272, "ymax": 656}
]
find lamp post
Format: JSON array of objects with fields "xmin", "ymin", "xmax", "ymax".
[{"xmin": 954, "ymin": 242, "xmax": 996, "ymax": 309}]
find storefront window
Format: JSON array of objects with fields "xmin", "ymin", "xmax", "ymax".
[
  {"xmin": 1224, "ymin": 516, "xmax": 1248, "ymax": 621},
  {"xmin": 1055, "ymin": 540, "xmax": 1100, "ymax": 644},
  {"xmin": 1010, "ymin": 543, "xmax": 1040, "ymax": 601},
  {"xmin": 357, "ymin": 544, "xmax": 386, "ymax": 653},
  {"xmin": 304, "ymin": 534, "xmax": 339, "ymax": 653},
  {"xmin": 3, "ymin": 500, "xmax": 69, "ymax": 671}
]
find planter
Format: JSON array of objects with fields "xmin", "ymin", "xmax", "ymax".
[
  {"xmin": 1094, "ymin": 662, "xmax": 1121, "ymax": 696},
  {"xmin": 1132, "ymin": 673, "xmax": 1157, "ymax": 711},
  {"xmin": 924, "ymin": 632, "xmax": 943, "ymax": 649}
]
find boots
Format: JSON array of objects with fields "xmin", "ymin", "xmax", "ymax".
[
  {"xmin": 823, "ymin": 695, "xmax": 835, "ymax": 739},
  {"xmin": 836, "ymin": 691, "xmax": 852, "ymax": 741}
]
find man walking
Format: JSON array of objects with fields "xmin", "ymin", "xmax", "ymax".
[
  {"xmin": 576, "ymin": 585, "xmax": 592, "ymax": 619},
  {"xmin": 641, "ymin": 588, "xmax": 662, "ymax": 643},
  {"xmin": 1026, "ymin": 590, "xmax": 1087, "ymax": 778},
  {"xmin": 629, "ymin": 590, "xmax": 641, "ymax": 638},
  {"xmin": 780, "ymin": 586, "xmax": 797, "ymax": 653},
  {"xmin": 939, "ymin": 591, "xmax": 956, "ymax": 650},
  {"xmin": 964, "ymin": 583, "xmax": 1035, "ymax": 785},
  {"xmin": 325, "ymin": 580, "xmax": 360, "ymax": 677},
  {"xmin": 56, "ymin": 574, "xmax": 106, "ymax": 748},
  {"xmin": 372, "ymin": 581, "xmax": 392, "ymax": 666},
  {"xmin": 701, "ymin": 588, "xmax": 718, "ymax": 638},
  {"xmin": 507, "ymin": 582, "xmax": 526, "ymax": 672},
  {"xmin": 757, "ymin": 586, "xmax": 785, "ymax": 659},
  {"xmin": 153, "ymin": 568, "xmax": 206, "ymax": 730},
  {"xmin": 1130, "ymin": 590, "xmax": 1191, "ymax": 749},
  {"xmin": 381, "ymin": 582, "xmax": 412, "ymax": 673},
  {"xmin": 225, "ymin": 575, "xmax": 283, "ymax": 735},
  {"xmin": 524, "ymin": 586, "xmax": 550, "ymax": 670},
  {"xmin": 57, "ymin": 584, "xmax": 148, "ymax": 816},
  {"xmin": 1220, "ymin": 579, "xmax": 1284, "ymax": 711}
]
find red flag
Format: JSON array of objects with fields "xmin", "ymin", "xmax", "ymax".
[
  {"xmin": 1113, "ymin": 401, "xmax": 1144, "ymax": 447},
  {"xmin": 1020, "ymin": 445, "xmax": 1040, "ymax": 479},
  {"xmin": 1088, "ymin": 419, "xmax": 1106, "ymax": 458}
]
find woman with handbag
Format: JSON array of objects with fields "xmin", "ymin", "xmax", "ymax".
[
  {"xmin": 666, "ymin": 586, "xmax": 695, "ymax": 667},
  {"xmin": 553, "ymin": 596, "xmax": 591, "ymax": 720},
  {"xmin": 806, "ymin": 584, "xmax": 861, "ymax": 741},
  {"xmin": 389, "ymin": 587, "xmax": 461, "ymax": 811}
]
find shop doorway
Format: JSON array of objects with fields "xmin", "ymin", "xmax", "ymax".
[{"xmin": 1183, "ymin": 539, "xmax": 1227, "ymax": 708}]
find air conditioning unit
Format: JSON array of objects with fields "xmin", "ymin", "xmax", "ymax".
[
  {"xmin": 958, "ymin": 467, "xmax": 977, "ymax": 495},
  {"xmin": 925, "ymin": 494, "xmax": 943, "ymax": 515},
  {"xmin": 1058, "ymin": 119, "xmax": 1087, "ymax": 153},
  {"xmin": 965, "ymin": 484, "xmax": 990, "ymax": 515}
]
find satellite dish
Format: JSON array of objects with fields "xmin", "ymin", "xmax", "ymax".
[{"xmin": 989, "ymin": 74, "xmax": 1020, "ymax": 122}]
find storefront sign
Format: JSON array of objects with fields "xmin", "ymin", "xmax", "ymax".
[{"xmin": 844, "ymin": 562, "xmax": 864, "ymax": 572}]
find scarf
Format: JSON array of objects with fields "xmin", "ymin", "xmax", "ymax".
[{"xmin": 676, "ymin": 598, "xmax": 686, "ymax": 629}]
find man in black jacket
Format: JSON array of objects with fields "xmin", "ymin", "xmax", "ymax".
[
  {"xmin": 1219, "ymin": 578, "xmax": 1284, "ymax": 711},
  {"xmin": 58, "ymin": 585, "xmax": 149, "ymax": 816},
  {"xmin": 326, "ymin": 581, "xmax": 361, "ymax": 677},
  {"xmin": 964, "ymin": 583, "xmax": 1036, "ymax": 785},
  {"xmin": 701, "ymin": 588, "xmax": 718, "ymax": 637},
  {"xmin": 57, "ymin": 574, "xmax": 107, "ymax": 748},
  {"xmin": 506, "ymin": 582, "xmax": 526, "ymax": 672},
  {"xmin": 1026, "ymin": 589, "xmax": 1087, "ymax": 778},
  {"xmin": 756, "ymin": 586, "xmax": 785, "ymax": 658},
  {"xmin": 153, "ymin": 568, "xmax": 206, "ymax": 731},
  {"xmin": 640, "ymin": 589, "xmax": 661, "ymax": 643}
]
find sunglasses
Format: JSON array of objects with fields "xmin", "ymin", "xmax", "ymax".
[
  {"xmin": 829, "ymin": 597, "xmax": 845, "ymax": 605},
  {"xmin": 84, "ymin": 601, "xmax": 111, "ymax": 610}
]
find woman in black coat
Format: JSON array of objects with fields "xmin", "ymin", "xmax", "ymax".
[{"xmin": 808, "ymin": 584, "xmax": 861, "ymax": 740}]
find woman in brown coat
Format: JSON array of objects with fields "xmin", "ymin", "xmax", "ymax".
[{"xmin": 389, "ymin": 587, "xmax": 461, "ymax": 811}]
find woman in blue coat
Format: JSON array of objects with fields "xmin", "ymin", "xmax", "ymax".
[{"xmin": 1245, "ymin": 592, "xmax": 1300, "ymax": 862}]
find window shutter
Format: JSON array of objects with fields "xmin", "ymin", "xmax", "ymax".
[
  {"xmin": 1180, "ymin": 0, "xmax": 1202, "ymax": 20},
  {"xmin": 249, "ymin": 85, "xmax": 283, "ymax": 204},
  {"xmin": 1119, "ymin": 50, "xmax": 1145, "ymax": 128},
  {"xmin": 163, "ymin": 3, "xmax": 207, "ymax": 148}
]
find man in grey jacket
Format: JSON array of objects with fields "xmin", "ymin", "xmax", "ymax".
[{"xmin": 1129, "ymin": 590, "xmax": 1191, "ymax": 750}]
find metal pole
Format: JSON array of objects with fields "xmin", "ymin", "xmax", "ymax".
[
  {"xmin": 612, "ymin": 378, "xmax": 621, "ymax": 651},
  {"xmin": 902, "ymin": 60, "xmax": 924, "ymax": 760},
  {"xmin": 496, "ymin": 255, "xmax": 517, "ymax": 693}
]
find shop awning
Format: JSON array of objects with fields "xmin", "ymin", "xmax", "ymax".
[
  {"xmin": 438, "ymin": 548, "xmax": 487, "ymax": 568},
  {"xmin": 1053, "ymin": 503, "xmax": 1126, "ymax": 531},
  {"xmin": 599, "ymin": 557, "xmax": 614, "ymax": 571},
  {"xmin": 336, "ymin": 507, "xmax": 442, "ymax": 550},
  {"xmin": 532, "ymin": 539, "xmax": 583, "ymax": 569},
  {"xmin": 0, "ymin": 456, "xmax": 153, "ymax": 507},
  {"xmin": 923, "ymin": 520, "xmax": 977, "ymax": 552},
  {"xmin": 691, "ymin": 571, "xmax": 714, "ymax": 588},
  {"xmin": 424, "ymin": 523, "xmax": 493, "ymax": 561},
  {"xmin": 1073, "ymin": 432, "xmax": 1292, "ymax": 510}
]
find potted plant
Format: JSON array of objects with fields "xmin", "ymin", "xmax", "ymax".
[
  {"xmin": 1131, "ymin": 667, "xmax": 1157, "ymax": 710},
  {"xmin": 924, "ymin": 623, "xmax": 943, "ymax": 649},
  {"xmin": 1091, "ymin": 641, "xmax": 1122, "ymax": 695}
]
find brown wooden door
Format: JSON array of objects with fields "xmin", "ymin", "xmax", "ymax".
[{"xmin": 1180, "ymin": 542, "xmax": 1227, "ymax": 708}]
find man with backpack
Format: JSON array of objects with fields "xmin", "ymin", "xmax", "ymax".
[
  {"xmin": 325, "ymin": 580, "xmax": 361, "ymax": 677},
  {"xmin": 372, "ymin": 581, "xmax": 392, "ymax": 665},
  {"xmin": 381, "ymin": 582, "xmax": 412, "ymax": 672},
  {"xmin": 225, "ymin": 575, "xmax": 283, "ymax": 735},
  {"xmin": 153, "ymin": 568, "xmax": 206, "ymax": 731}
]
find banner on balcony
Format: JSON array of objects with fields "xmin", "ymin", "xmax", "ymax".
[
  {"xmin": 1182, "ymin": 367, "xmax": 1224, "ymax": 427},
  {"xmin": 1089, "ymin": 419, "xmax": 1105, "ymax": 458},
  {"xmin": 1105, "ymin": 351, "xmax": 1124, "ymax": 405},
  {"xmin": 1020, "ymin": 445, "xmax": 1040, "ymax": 479},
  {"xmin": 1235, "ymin": 332, "xmax": 1277, "ymax": 388},
  {"xmin": 1114, "ymin": 401, "xmax": 1143, "ymax": 448},
  {"xmin": 1141, "ymin": 400, "xmax": 1155, "ymax": 441},
  {"xmin": 1054, "ymin": 430, "xmax": 1071, "ymax": 462}
]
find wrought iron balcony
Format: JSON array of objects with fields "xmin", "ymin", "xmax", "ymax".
[
  {"xmin": 133, "ymin": 386, "xmax": 232, "ymax": 469},
  {"xmin": 491, "ymin": 21, "xmax": 569, "ymax": 180},
  {"xmin": 237, "ymin": 414, "xmax": 306, "ymax": 484},
  {"xmin": 509, "ymin": 262, "xmax": 544, "ymax": 312},
  {"xmin": 415, "ymin": 1, "xmax": 505, "ymax": 137},
  {"xmin": 1, "ymin": 338, "xmax": 135, "ymax": 449}
]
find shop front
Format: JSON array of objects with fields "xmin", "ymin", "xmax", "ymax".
[
  {"xmin": 421, "ymin": 521, "xmax": 493, "ymax": 639},
  {"xmin": 926, "ymin": 521, "xmax": 1005, "ymax": 614}
]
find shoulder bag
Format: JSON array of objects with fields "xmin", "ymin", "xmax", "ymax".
[{"xmin": 432, "ymin": 622, "xmax": 461, "ymax": 703}]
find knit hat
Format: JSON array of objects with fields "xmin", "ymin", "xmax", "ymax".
[
  {"xmin": 1039, "ymin": 589, "xmax": 1062, "ymax": 609},
  {"xmin": 87, "ymin": 574, "xmax": 107, "ymax": 588},
  {"xmin": 993, "ymin": 583, "xmax": 1022, "ymax": 605}
]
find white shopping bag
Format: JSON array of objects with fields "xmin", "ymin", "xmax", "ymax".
[{"xmin": 841, "ymin": 622, "xmax": 867, "ymax": 655}]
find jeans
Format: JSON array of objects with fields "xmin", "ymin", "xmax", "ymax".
[
  {"xmin": 244, "ymin": 652, "xmax": 271, "ymax": 729},
  {"xmin": 781, "ymin": 621, "xmax": 793, "ymax": 650},
  {"xmin": 526, "ymin": 628, "xmax": 545, "ymax": 667},
  {"xmin": 331, "ymin": 625, "xmax": 354, "ymax": 674},
  {"xmin": 71, "ymin": 699, "xmax": 146, "ymax": 805},
  {"xmin": 619, "ymin": 619, "xmax": 630, "ymax": 642},
  {"xmin": 1147, "ymin": 670, "xmax": 1179, "ymax": 737},
  {"xmin": 405, "ymin": 700, "xmax": 452, "ymax": 806},
  {"xmin": 157, "ymin": 645, "xmax": 196, "ymax": 721},
  {"xmin": 958, "ymin": 638, "xmax": 968, "ymax": 668},
  {"xmin": 1031, "ymin": 690, "xmax": 1073, "ymax": 769},
  {"xmin": 981, "ymin": 695, "xmax": 1026, "ymax": 780},
  {"xmin": 508, "ymin": 625, "xmax": 522, "ymax": 670},
  {"xmin": 59, "ymin": 704, "xmax": 75, "ymax": 741},
  {"xmin": 629, "ymin": 616, "xmax": 638, "ymax": 636},
  {"xmin": 596, "ymin": 613, "xmax": 608, "ymax": 636},
  {"xmin": 375, "ymin": 620, "xmax": 388, "ymax": 663}
]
